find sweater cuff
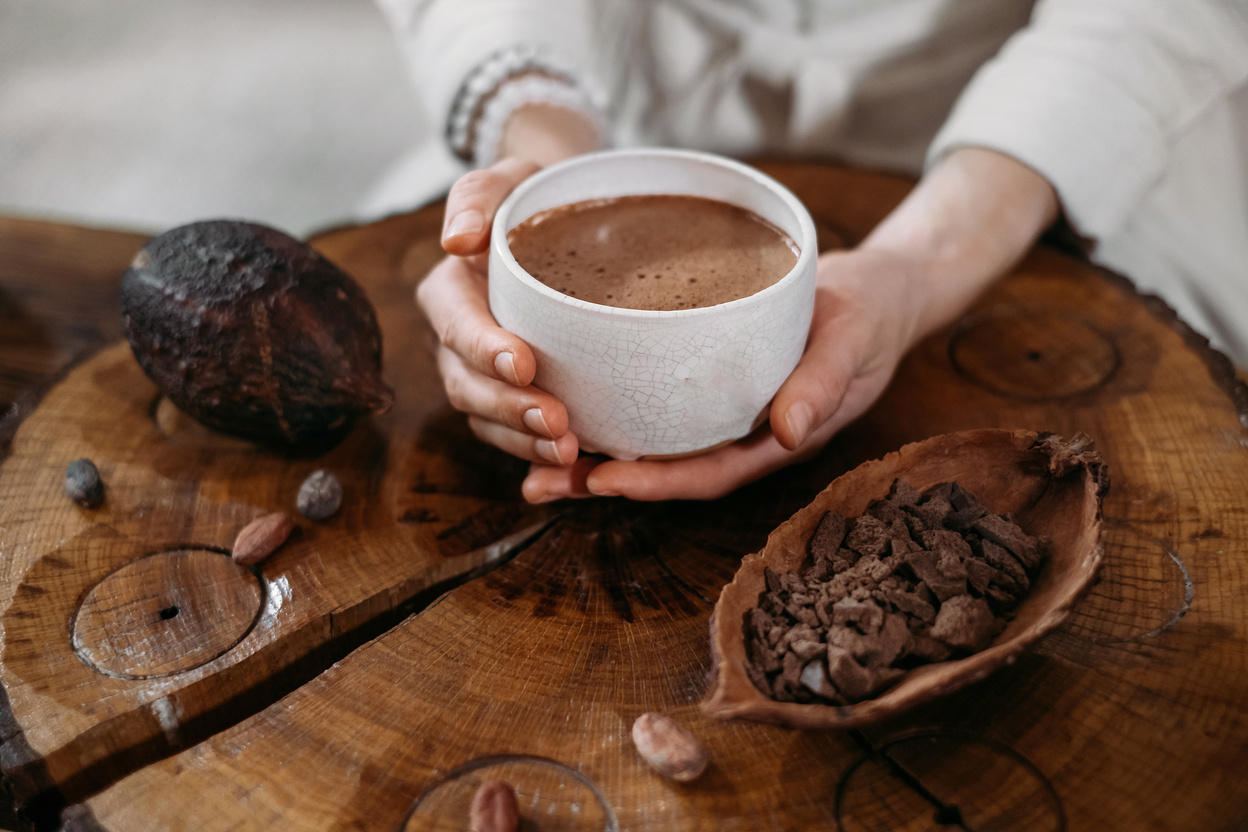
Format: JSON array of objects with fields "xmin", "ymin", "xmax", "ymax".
[
  {"xmin": 926, "ymin": 52, "xmax": 1167, "ymax": 242},
  {"xmin": 407, "ymin": 0, "xmax": 601, "ymax": 149}
]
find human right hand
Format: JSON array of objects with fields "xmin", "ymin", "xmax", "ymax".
[{"xmin": 416, "ymin": 156, "xmax": 583, "ymax": 470}]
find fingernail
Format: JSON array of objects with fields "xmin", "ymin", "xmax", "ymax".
[
  {"xmin": 494, "ymin": 351, "xmax": 520, "ymax": 385},
  {"xmin": 531, "ymin": 492, "xmax": 561, "ymax": 504},
  {"xmin": 786, "ymin": 401, "xmax": 814, "ymax": 447},
  {"xmin": 586, "ymin": 477, "xmax": 618, "ymax": 497},
  {"xmin": 523, "ymin": 407, "xmax": 552, "ymax": 436},
  {"xmin": 536, "ymin": 439, "xmax": 566, "ymax": 466},
  {"xmin": 444, "ymin": 209, "xmax": 485, "ymax": 241}
]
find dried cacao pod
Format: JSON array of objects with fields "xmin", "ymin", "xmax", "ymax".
[{"xmin": 121, "ymin": 220, "xmax": 393, "ymax": 447}]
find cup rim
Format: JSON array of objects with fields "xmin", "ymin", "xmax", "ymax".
[{"xmin": 491, "ymin": 148, "xmax": 818, "ymax": 319}]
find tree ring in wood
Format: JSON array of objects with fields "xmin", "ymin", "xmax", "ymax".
[
  {"xmin": 950, "ymin": 309, "xmax": 1119, "ymax": 400},
  {"xmin": 71, "ymin": 548, "xmax": 265, "ymax": 679},
  {"xmin": 834, "ymin": 729, "xmax": 1064, "ymax": 831},
  {"xmin": 1038, "ymin": 520, "xmax": 1194, "ymax": 653},
  {"xmin": 400, "ymin": 754, "xmax": 618, "ymax": 832}
]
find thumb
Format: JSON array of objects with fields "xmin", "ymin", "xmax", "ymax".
[
  {"xmin": 769, "ymin": 299, "xmax": 857, "ymax": 450},
  {"xmin": 442, "ymin": 158, "xmax": 541, "ymax": 256}
]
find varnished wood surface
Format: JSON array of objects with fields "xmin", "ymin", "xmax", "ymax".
[{"xmin": 0, "ymin": 163, "xmax": 1245, "ymax": 831}]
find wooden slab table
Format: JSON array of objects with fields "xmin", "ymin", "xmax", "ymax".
[{"xmin": 0, "ymin": 163, "xmax": 1246, "ymax": 832}]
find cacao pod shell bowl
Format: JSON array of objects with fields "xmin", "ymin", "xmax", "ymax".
[{"xmin": 702, "ymin": 429, "xmax": 1107, "ymax": 729}]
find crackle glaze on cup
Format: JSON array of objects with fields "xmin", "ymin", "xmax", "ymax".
[{"xmin": 489, "ymin": 149, "xmax": 818, "ymax": 460}]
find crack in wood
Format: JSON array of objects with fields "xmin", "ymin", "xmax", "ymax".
[
  {"xmin": 5, "ymin": 514, "xmax": 563, "ymax": 830},
  {"xmin": 837, "ymin": 729, "xmax": 1065, "ymax": 832}
]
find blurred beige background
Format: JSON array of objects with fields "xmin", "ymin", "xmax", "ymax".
[{"xmin": 0, "ymin": 0, "xmax": 439, "ymax": 238}]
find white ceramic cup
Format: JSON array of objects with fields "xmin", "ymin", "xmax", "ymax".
[{"xmin": 489, "ymin": 148, "xmax": 818, "ymax": 460}]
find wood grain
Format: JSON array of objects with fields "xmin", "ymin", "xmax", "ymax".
[
  {"xmin": 1, "ymin": 162, "xmax": 1246, "ymax": 831},
  {"xmin": 0, "ymin": 209, "xmax": 553, "ymax": 815}
]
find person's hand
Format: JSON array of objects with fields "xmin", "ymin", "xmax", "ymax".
[
  {"xmin": 420, "ymin": 144, "xmax": 1057, "ymax": 504},
  {"xmin": 416, "ymin": 102, "xmax": 603, "ymax": 495},
  {"xmin": 522, "ymin": 146, "xmax": 1059, "ymax": 502},
  {"xmin": 521, "ymin": 248, "xmax": 927, "ymax": 501},
  {"xmin": 417, "ymin": 157, "xmax": 582, "ymax": 471}
]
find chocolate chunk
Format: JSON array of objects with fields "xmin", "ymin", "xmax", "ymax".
[
  {"xmin": 888, "ymin": 478, "xmax": 922, "ymax": 509},
  {"xmin": 947, "ymin": 482, "xmax": 985, "ymax": 514},
  {"xmin": 945, "ymin": 504, "xmax": 988, "ymax": 530},
  {"xmin": 782, "ymin": 624, "xmax": 820, "ymax": 650},
  {"xmin": 931, "ymin": 596, "xmax": 1002, "ymax": 652},
  {"xmin": 875, "ymin": 584, "xmax": 937, "ymax": 624},
  {"xmin": 901, "ymin": 511, "xmax": 930, "ymax": 538},
  {"xmin": 915, "ymin": 581, "xmax": 937, "ymax": 605},
  {"xmin": 908, "ymin": 632, "xmax": 953, "ymax": 662},
  {"xmin": 810, "ymin": 509, "xmax": 849, "ymax": 555},
  {"xmin": 774, "ymin": 651, "xmax": 807, "ymax": 701},
  {"xmin": 806, "ymin": 510, "xmax": 849, "ymax": 580},
  {"xmin": 831, "ymin": 548, "xmax": 859, "ymax": 574},
  {"xmin": 938, "ymin": 553, "xmax": 968, "ymax": 583},
  {"xmin": 799, "ymin": 659, "xmax": 837, "ymax": 699},
  {"xmin": 906, "ymin": 494, "xmax": 952, "ymax": 531},
  {"xmin": 825, "ymin": 646, "xmax": 876, "ymax": 701},
  {"xmin": 985, "ymin": 585, "xmax": 1018, "ymax": 612},
  {"xmin": 866, "ymin": 554, "xmax": 903, "ymax": 583},
  {"xmin": 803, "ymin": 559, "xmax": 834, "ymax": 583},
  {"xmin": 977, "ymin": 538, "xmax": 1029, "ymax": 592},
  {"xmin": 864, "ymin": 612, "xmax": 912, "ymax": 666},
  {"xmin": 832, "ymin": 597, "xmax": 886, "ymax": 635},
  {"xmin": 891, "ymin": 536, "xmax": 920, "ymax": 557},
  {"xmin": 846, "ymin": 515, "xmax": 891, "ymax": 558},
  {"xmin": 748, "ymin": 635, "xmax": 782, "ymax": 674},
  {"xmin": 787, "ymin": 604, "xmax": 820, "ymax": 628},
  {"xmin": 746, "ymin": 608, "xmax": 775, "ymax": 644},
  {"xmin": 825, "ymin": 624, "xmax": 871, "ymax": 660},
  {"xmin": 886, "ymin": 517, "xmax": 912, "ymax": 543},
  {"xmin": 964, "ymin": 557, "xmax": 999, "ymax": 595},
  {"xmin": 781, "ymin": 570, "xmax": 805, "ymax": 593},
  {"xmin": 972, "ymin": 514, "xmax": 1043, "ymax": 569},
  {"xmin": 759, "ymin": 589, "xmax": 785, "ymax": 618},
  {"xmin": 920, "ymin": 529, "xmax": 973, "ymax": 561},
  {"xmin": 867, "ymin": 498, "xmax": 903, "ymax": 526},
  {"xmin": 790, "ymin": 638, "xmax": 826, "ymax": 661},
  {"xmin": 785, "ymin": 623, "xmax": 819, "ymax": 643},
  {"xmin": 820, "ymin": 574, "xmax": 852, "ymax": 606},
  {"xmin": 764, "ymin": 567, "xmax": 784, "ymax": 594},
  {"xmin": 745, "ymin": 658, "xmax": 772, "ymax": 695},
  {"xmin": 906, "ymin": 550, "xmax": 966, "ymax": 601}
]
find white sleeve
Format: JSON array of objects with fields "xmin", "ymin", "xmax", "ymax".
[
  {"xmin": 373, "ymin": 0, "xmax": 601, "ymax": 135},
  {"xmin": 927, "ymin": 0, "xmax": 1248, "ymax": 241}
]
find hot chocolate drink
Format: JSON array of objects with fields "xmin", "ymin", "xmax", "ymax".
[{"xmin": 506, "ymin": 194, "xmax": 799, "ymax": 311}]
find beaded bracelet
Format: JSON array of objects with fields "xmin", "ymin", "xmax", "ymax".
[{"xmin": 445, "ymin": 44, "xmax": 609, "ymax": 167}]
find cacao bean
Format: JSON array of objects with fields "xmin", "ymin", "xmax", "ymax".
[
  {"xmin": 232, "ymin": 512, "xmax": 294, "ymax": 566},
  {"xmin": 65, "ymin": 458, "xmax": 104, "ymax": 508},
  {"xmin": 296, "ymin": 469, "xmax": 342, "ymax": 520},
  {"xmin": 631, "ymin": 712, "xmax": 708, "ymax": 782},
  {"xmin": 469, "ymin": 779, "xmax": 519, "ymax": 832}
]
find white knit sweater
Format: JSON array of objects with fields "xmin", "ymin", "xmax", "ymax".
[{"xmin": 375, "ymin": 0, "xmax": 1248, "ymax": 364}]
